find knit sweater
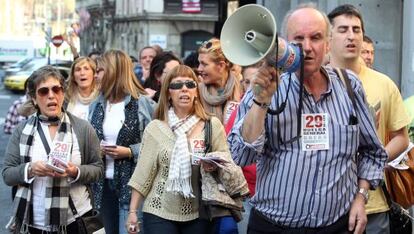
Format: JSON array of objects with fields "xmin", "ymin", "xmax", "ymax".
[{"xmin": 128, "ymin": 116, "xmax": 229, "ymax": 222}]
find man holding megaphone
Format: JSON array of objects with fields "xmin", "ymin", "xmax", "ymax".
[{"xmin": 227, "ymin": 3, "xmax": 387, "ymax": 234}]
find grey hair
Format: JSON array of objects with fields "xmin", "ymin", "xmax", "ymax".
[
  {"xmin": 27, "ymin": 65, "xmax": 66, "ymax": 98},
  {"xmin": 281, "ymin": 2, "xmax": 330, "ymax": 39}
]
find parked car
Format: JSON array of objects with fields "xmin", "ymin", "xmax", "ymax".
[
  {"xmin": 3, "ymin": 58, "xmax": 72, "ymax": 91},
  {"xmin": 3, "ymin": 57, "xmax": 33, "ymax": 76}
]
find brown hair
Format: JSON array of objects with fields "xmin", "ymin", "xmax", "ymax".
[
  {"xmin": 27, "ymin": 66, "xmax": 66, "ymax": 99},
  {"xmin": 66, "ymin": 56, "xmax": 97, "ymax": 102},
  {"xmin": 155, "ymin": 65, "xmax": 209, "ymax": 121},
  {"xmin": 101, "ymin": 49, "xmax": 146, "ymax": 101}
]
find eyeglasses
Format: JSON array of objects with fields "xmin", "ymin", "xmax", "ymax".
[
  {"xmin": 168, "ymin": 80, "xmax": 197, "ymax": 90},
  {"xmin": 37, "ymin": 85, "xmax": 63, "ymax": 97}
]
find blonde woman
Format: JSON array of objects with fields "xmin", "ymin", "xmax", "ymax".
[
  {"xmin": 89, "ymin": 49, "xmax": 155, "ymax": 234},
  {"xmin": 197, "ymin": 38, "xmax": 242, "ymax": 126},
  {"xmin": 66, "ymin": 56, "xmax": 99, "ymax": 120},
  {"xmin": 126, "ymin": 65, "xmax": 246, "ymax": 234}
]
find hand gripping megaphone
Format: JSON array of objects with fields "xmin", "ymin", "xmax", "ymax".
[{"xmin": 221, "ymin": 4, "xmax": 302, "ymax": 73}]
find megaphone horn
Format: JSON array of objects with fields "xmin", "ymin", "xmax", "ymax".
[{"xmin": 221, "ymin": 4, "xmax": 301, "ymax": 73}]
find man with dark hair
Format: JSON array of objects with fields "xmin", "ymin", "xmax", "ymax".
[
  {"xmin": 229, "ymin": 3, "xmax": 387, "ymax": 234},
  {"xmin": 328, "ymin": 4, "xmax": 410, "ymax": 234},
  {"xmin": 361, "ymin": 35, "xmax": 375, "ymax": 68}
]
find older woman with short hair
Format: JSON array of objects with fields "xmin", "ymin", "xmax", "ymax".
[{"xmin": 2, "ymin": 66, "xmax": 103, "ymax": 233}]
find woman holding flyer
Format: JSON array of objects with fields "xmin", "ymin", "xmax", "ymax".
[
  {"xmin": 2, "ymin": 66, "xmax": 104, "ymax": 233},
  {"xmin": 126, "ymin": 65, "xmax": 248, "ymax": 234},
  {"xmin": 89, "ymin": 49, "xmax": 155, "ymax": 234}
]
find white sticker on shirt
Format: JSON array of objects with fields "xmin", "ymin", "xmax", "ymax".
[
  {"xmin": 301, "ymin": 113, "xmax": 330, "ymax": 151},
  {"xmin": 46, "ymin": 141, "xmax": 72, "ymax": 173},
  {"xmin": 224, "ymin": 101, "xmax": 239, "ymax": 126},
  {"xmin": 190, "ymin": 138, "xmax": 206, "ymax": 165}
]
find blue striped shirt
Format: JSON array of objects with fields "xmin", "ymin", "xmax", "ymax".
[{"xmin": 227, "ymin": 67, "xmax": 387, "ymax": 228}]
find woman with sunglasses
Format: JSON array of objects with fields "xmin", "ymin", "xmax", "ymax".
[
  {"xmin": 66, "ymin": 57, "xmax": 99, "ymax": 120},
  {"xmin": 89, "ymin": 49, "xmax": 155, "ymax": 234},
  {"xmin": 2, "ymin": 66, "xmax": 104, "ymax": 233},
  {"xmin": 197, "ymin": 38, "xmax": 242, "ymax": 126},
  {"xmin": 126, "ymin": 65, "xmax": 246, "ymax": 234}
]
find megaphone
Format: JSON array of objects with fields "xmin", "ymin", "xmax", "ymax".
[{"xmin": 221, "ymin": 4, "xmax": 301, "ymax": 73}]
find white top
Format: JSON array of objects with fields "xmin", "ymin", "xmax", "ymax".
[
  {"xmin": 68, "ymin": 100, "xmax": 90, "ymax": 120},
  {"xmin": 24, "ymin": 122, "xmax": 91, "ymax": 230},
  {"xmin": 103, "ymin": 101, "xmax": 125, "ymax": 179}
]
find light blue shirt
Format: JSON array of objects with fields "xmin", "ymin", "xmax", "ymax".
[{"xmin": 228, "ymin": 67, "xmax": 387, "ymax": 228}]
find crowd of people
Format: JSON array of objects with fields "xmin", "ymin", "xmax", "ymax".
[{"xmin": 2, "ymin": 2, "xmax": 414, "ymax": 234}]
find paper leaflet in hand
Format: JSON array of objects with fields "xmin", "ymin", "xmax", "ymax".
[
  {"xmin": 388, "ymin": 142, "xmax": 414, "ymax": 170},
  {"xmin": 46, "ymin": 141, "xmax": 72, "ymax": 173},
  {"xmin": 194, "ymin": 154, "xmax": 230, "ymax": 170}
]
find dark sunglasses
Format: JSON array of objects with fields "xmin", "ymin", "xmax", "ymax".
[
  {"xmin": 169, "ymin": 80, "xmax": 197, "ymax": 90},
  {"xmin": 202, "ymin": 41, "xmax": 213, "ymax": 49},
  {"xmin": 37, "ymin": 85, "xmax": 63, "ymax": 97}
]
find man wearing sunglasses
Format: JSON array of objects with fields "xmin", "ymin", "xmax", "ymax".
[{"xmin": 228, "ymin": 3, "xmax": 387, "ymax": 234}]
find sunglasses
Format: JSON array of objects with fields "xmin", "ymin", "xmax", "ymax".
[
  {"xmin": 37, "ymin": 85, "xmax": 63, "ymax": 97},
  {"xmin": 169, "ymin": 80, "xmax": 197, "ymax": 90}
]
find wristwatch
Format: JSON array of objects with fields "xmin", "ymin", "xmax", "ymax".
[{"xmin": 357, "ymin": 188, "xmax": 369, "ymax": 204}]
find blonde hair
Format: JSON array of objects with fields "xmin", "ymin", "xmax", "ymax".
[
  {"xmin": 66, "ymin": 57, "xmax": 97, "ymax": 102},
  {"xmin": 101, "ymin": 49, "xmax": 146, "ymax": 101},
  {"xmin": 198, "ymin": 38, "xmax": 232, "ymax": 70},
  {"xmin": 155, "ymin": 65, "xmax": 209, "ymax": 121}
]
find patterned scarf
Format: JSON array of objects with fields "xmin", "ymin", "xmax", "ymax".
[
  {"xmin": 166, "ymin": 108, "xmax": 200, "ymax": 198},
  {"xmin": 12, "ymin": 111, "xmax": 73, "ymax": 233},
  {"xmin": 199, "ymin": 72, "xmax": 241, "ymax": 122}
]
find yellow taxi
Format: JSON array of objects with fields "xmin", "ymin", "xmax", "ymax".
[{"xmin": 4, "ymin": 73, "xmax": 28, "ymax": 91}]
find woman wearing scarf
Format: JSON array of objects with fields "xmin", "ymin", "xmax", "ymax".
[
  {"xmin": 197, "ymin": 38, "xmax": 242, "ymax": 126},
  {"xmin": 2, "ymin": 66, "xmax": 104, "ymax": 233},
  {"xmin": 89, "ymin": 49, "xmax": 155, "ymax": 234},
  {"xmin": 126, "ymin": 65, "xmax": 241, "ymax": 234},
  {"xmin": 65, "ymin": 56, "xmax": 99, "ymax": 120}
]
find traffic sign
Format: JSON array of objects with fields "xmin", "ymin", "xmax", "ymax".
[{"xmin": 51, "ymin": 35, "xmax": 64, "ymax": 47}]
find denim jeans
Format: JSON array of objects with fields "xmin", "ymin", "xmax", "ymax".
[
  {"xmin": 101, "ymin": 179, "xmax": 144, "ymax": 234},
  {"xmin": 237, "ymin": 198, "xmax": 253, "ymax": 234},
  {"xmin": 143, "ymin": 212, "xmax": 214, "ymax": 234}
]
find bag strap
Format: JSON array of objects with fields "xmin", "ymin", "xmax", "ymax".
[
  {"xmin": 381, "ymin": 182, "xmax": 393, "ymax": 207},
  {"xmin": 37, "ymin": 122, "xmax": 51, "ymax": 154},
  {"xmin": 68, "ymin": 195, "xmax": 80, "ymax": 217},
  {"xmin": 204, "ymin": 119, "xmax": 212, "ymax": 153},
  {"xmin": 334, "ymin": 68, "xmax": 358, "ymax": 125}
]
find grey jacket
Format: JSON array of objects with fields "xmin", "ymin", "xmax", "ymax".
[{"xmin": 2, "ymin": 112, "xmax": 104, "ymax": 187}]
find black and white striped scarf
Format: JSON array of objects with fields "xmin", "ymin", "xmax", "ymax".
[
  {"xmin": 166, "ymin": 108, "xmax": 200, "ymax": 198},
  {"xmin": 11, "ymin": 112, "xmax": 73, "ymax": 233}
]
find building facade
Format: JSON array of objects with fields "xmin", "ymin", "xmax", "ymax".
[{"xmin": 76, "ymin": 0, "xmax": 223, "ymax": 59}]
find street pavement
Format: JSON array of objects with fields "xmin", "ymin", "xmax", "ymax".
[{"xmin": 0, "ymin": 85, "xmax": 21, "ymax": 233}]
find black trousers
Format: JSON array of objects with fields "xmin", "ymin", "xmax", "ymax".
[
  {"xmin": 27, "ymin": 210, "xmax": 93, "ymax": 234},
  {"xmin": 247, "ymin": 208, "xmax": 352, "ymax": 234}
]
